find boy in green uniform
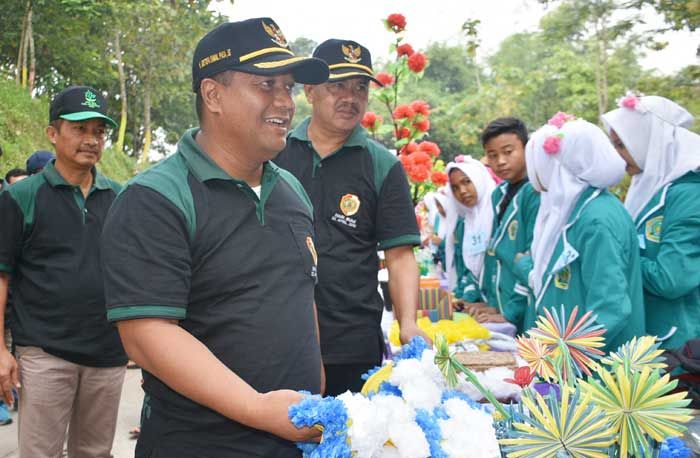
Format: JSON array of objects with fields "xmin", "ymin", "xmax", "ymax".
[
  {"xmin": 603, "ymin": 95, "xmax": 700, "ymax": 350},
  {"xmin": 523, "ymin": 116, "xmax": 645, "ymax": 352},
  {"xmin": 463, "ymin": 118, "xmax": 540, "ymax": 333}
]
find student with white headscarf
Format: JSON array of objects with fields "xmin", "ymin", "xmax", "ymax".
[
  {"xmin": 444, "ymin": 157, "xmax": 496, "ymax": 303},
  {"xmin": 421, "ymin": 190, "xmax": 449, "ymax": 269},
  {"xmin": 602, "ymin": 95, "xmax": 700, "ymax": 349},
  {"xmin": 522, "ymin": 116, "xmax": 645, "ymax": 351}
]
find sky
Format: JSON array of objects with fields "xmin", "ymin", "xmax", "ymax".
[{"xmin": 212, "ymin": 0, "xmax": 698, "ymax": 74}]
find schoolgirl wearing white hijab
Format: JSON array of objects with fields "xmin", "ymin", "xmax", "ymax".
[
  {"xmin": 444, "ymin": 157, "xmax": 496, "ymax": 302},
  {"xmin": 602, "ymin": 95, "xmax": 700, "ymax": 349},
  {"xmin": 421, "ymin": 190, "xmax": 449, "ymax": 269},
  {"xmin": 524, "ymin": 115, "xmax": 645, "ymax": 351}
]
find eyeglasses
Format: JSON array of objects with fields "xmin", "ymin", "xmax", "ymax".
[{"xmin": 324, "ymin": 80, "xmax": 369, "ymax": 97}]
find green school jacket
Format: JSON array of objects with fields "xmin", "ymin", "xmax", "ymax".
[
  {"xmin": 481, "ymin": 181, "xmax": 540, "ymax": 332},
  {"xmin": 634, "ymin": 171, "xmax": 700, "ymax": 350},
  {"xmin": 533, "ymin": 187, "xmax": 645, "ymax": 353}
]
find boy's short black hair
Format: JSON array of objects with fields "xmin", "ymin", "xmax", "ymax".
[
  {"xmin": 5, "ymin": 168, "xmax": 28, "ymax": 182},
  {"xmin": 481, "ymin": 117, "xmax": 528, "ymax": 148}
]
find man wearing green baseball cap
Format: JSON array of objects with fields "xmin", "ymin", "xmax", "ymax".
[{"xmin": 0, "ymin": 85, "xmax": 127, "ymax": 457}]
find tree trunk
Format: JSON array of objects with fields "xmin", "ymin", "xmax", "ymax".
[
  {"xmin": 114, "ymin": 31, "xmax": 128, "ymax": 154},
  {"xmin": 28, "ymin": 15, "xmax": 35, "ymax": 95},
  {"xmin": 138, "ymin": 84, "xmax": 152, "ymax": 169},
  {"xmin": 16, "ymin": 0, "xmax": 30, "ymax": 84},
  {"xmin": 20, "ymin": 4, "xmax": 31, "ymax": 89}
]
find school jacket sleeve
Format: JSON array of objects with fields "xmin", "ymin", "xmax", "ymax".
[
  {"xmin": 579, "ymin": 222, "xmax": 633, "ymax": 346},
  {"xmin": 640, "ymin": 192, "xmax": 700, "ymax": 300}
]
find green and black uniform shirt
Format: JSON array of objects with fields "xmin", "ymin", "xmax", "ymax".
[
  {"xmin": 275, "ymin": 118, "xmax": 420, "ymax": 365},
  {"xmin": 101, "ymin": 129, "xmax": 320, "ymax": 458},
  {"xmin": 0, "ymin": 160, "xmax": 126, "ymax": 367}
]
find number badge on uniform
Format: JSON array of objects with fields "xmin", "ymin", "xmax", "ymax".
[
  {"xmin": 645, "ymin": 216, "xmax": 663, "ymax": 243},
  {"xmin": 340, "ymin": 193, "xmax": 360, "ymax": 216},
  {"xmin": 508, "ymin": 220, "xmax": 518, "ymax": 241}
]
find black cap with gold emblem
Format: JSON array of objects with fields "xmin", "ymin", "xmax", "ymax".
[
  {"xmin": 192, "ymin": 17, "xmax": 329, "ymax": 92},
  {"xmin": 312, "ymin": 39, "xmax": 382, "ymax": 86}
]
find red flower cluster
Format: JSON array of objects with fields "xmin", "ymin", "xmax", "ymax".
[
  {"xmin": 374, "ymin": 71, "xmax": 395, "ymax": 87},
  {"xmin": 393, "ymin": 104, "xmax": 416, "ymax": 120},
  {"xmin": 361, "ymin": 111, "xmax": 382, "ymax": 131},
  {"xmin": 397, "ymin": 43, "xmax": 414, "ymax": 57},
  {"xmin": 410, "ymin": 100, "xmax": 430, "ymax": 117},
  {"xmin": 504, "ymin": 366, "xmax": 535, "ymax": 388},
  {"xmin": 399, "ymin": 141, "xmax": 442, "ymax": 184},
  {"xmin": 407, "ymin": 52, "xmax": 428, "ymax": 73},
  {"xmin": 431, "ymin": 171, "xmax": 448, "ymax": 186},
  {"xmin": 396, "ymin": 126, "xmax": 411, "ymax": 139},
  {"xmin": 385, "ymin": 13, "xmax": 407, "ymax": 33}
]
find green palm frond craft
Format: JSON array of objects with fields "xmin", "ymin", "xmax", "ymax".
[
  {"xmin": 600, "ymin": 336, "xmax": 666, "ymax": 373},
  {"xmin": 527, "ymin": 305, "xmax": 606, "ymax": 382},
  {"xmin": 579, "ymin": 365, "xmax": 693, "ymax": 457},
  {"xmin": 500, "ymin": 386, "xmax": 615, "ymax": 458}
]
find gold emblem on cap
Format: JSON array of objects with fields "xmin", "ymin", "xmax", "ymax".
[
  {"xmin": 341, "ymin": 44, "xmax": 362, "ymax": 64},
  {"xmin": 262, "ymin": 20, "xmax": 288, "ymax": 48},
  {"xmin": 340, "ymin": 193, "xmax": 360, "ymax": 216}
]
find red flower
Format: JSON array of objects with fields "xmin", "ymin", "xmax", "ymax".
[
  {"xmin": 397, "ymin": 43, "xmax": 415, "ymax": 57},
  {"xmin": 408, "ymin": 164, "xmax": 430, "ymax": 183},
  {"xmin": 504, "ymin": 366, "xmax": 535, "ymax": 388},
  {"xmin": 431, "ymin": 171, "xmax": 448, "ymax": 186},
  {"xmin": 410, "ymin": 100, "xmax": 430, "ymax": 117},
  {"xmin": 414, "ymin": 119, "xmax": 430, "ymax": 132},
  {"xmin": 396, "ymin": 126, "xmax": 411, "ymax": 139},
  {"xmin": 374, "ymin": 71, "xmax": 395, "ymax": 87},
  {"xmin": 401, "ymin": 141, "xmax": 419, "ymax": 155},
  {"xmin": 385, "ymin": 13, "xmax": 407, "ymax": 33},
  {"xmin": 361, "ymin": 111, "xmax": 382, "ymax": 131},
  {"xmin": 393, "ymin": 104, "xmax": 416, "ymax": 120},
  {"xmin": 418, "ymin": 141, "xmax": 440, "ymax": 157},
  {"xmin": 411, "ymin": 151, "xmax": 432, "ymax": 166},
  {"xmin": 407, "ymin": 52, "xmax": 428, "ymax": 73}
]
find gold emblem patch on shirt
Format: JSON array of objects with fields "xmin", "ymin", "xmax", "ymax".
[
  {"xmin": 645, "ymin": 216, "xmax": 663, "ymax": 243},
  {"xmin": 508, "ymin": 220, "xmax": 519, "ymax": 241},
  {"xmin": 306, "ymin": 236, "xmax": 318, "ymax": 266},
  {"xmin": 554, "ymin": 266, "xmax": 571, "ymax": 290},
  {"xmin": 339, "ymin": 193, "xmax": 360, "ymax": 216}
]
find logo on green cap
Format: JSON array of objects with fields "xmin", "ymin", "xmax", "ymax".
[{"xmin": 81, "ymin": 90, "xmax": 100, "ymax": 109}]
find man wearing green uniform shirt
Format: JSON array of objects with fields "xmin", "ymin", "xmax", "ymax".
[
  {"xmin": 275, "ymin": 39, "xmax": 428, "ymax": 395},
  {"xmin": 101, "ymin": 18, "xmax": 329, "ymax": 457}
]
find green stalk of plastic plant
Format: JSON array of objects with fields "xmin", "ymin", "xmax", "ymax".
[{"xmin": 433, "ymin": 333, "xmax": 510, "ymax": 420}]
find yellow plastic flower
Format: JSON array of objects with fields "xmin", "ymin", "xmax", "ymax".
[{"xmin": 389, "ymin": 316, "xmax": 490, "ymax": 347}]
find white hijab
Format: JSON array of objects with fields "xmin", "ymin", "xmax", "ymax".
[
  {"xmin": 601, "ymin": 96, "xmax": 700, "ymax": 221},
  {"xmin": 444, "ymin": 158, "xmax": 496, "ymax": 289},
  {"xmin": 425, "ymin": 190, "xmax": 449, "ymax": 239},
  {"xmin": 527, "ymin": 119, "xmax": 626, "ymax": 295}
]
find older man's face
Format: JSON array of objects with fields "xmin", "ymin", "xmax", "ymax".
[{"xmin": 304, "ymin": 77, "xmax": 369, "ymax": 136}]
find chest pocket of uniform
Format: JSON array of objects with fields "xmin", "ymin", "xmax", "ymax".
[{"xmin": 288, "ymin": 223, "xmax": 318, "ymax": 282}]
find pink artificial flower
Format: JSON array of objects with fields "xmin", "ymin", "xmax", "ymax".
[
  {"xmin": 543, "ymin": 135, "xmax": 562, "ymax": 155},
  {"xmin": 620, "ymin": 94, "xmax": 639, "ymax": 109},
  {"xmin": 454, "ymin": 154, "xmax": 465, "ymax": 163},
  {"xmin": 547, "ymin": 112, "xmax": 576, "ymax": 129}
]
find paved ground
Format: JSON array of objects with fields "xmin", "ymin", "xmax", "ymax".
[{"xmin": 0, "ymin": 367, "xmax": 143, "ymax": 458}]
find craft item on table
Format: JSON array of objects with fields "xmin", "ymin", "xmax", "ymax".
[
  {"xmin": 417, "ymin": 285, "xmax": 452, "ymax": 320},
  {"xmin": 526, "ymin": 305, "xmax": 606, "ymax": 382},
  {"xmin": 454, "ymin": 311, "xmax": 518, "ymax": 339},
  {"xmin": 289, "ymin": 336, "xmax": 502, "ymax": 458},
  {"xmin": 389, "ymin": 316, "xmax": 490, "ymax": 348},
  {"xmin": 455, "ymin": 351, "xmax": 517, "ymax": 372},
  {"xmin": 600, "ymin": 334, "xmax": 667, "ymax": 372}
]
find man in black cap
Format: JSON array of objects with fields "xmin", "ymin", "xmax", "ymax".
[
  {"xmin": 275, "ymin": 39, "xmax": 428, "ymax": 395},
  {"xmin": 101, "ymin": 18, "xmax": 328, "ymax": 457},
  {"xmin": 0, "ymin": 85, "xmax": 127, "ymax": 457}
]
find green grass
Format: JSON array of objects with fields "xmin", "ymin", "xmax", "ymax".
[{"xmin": 0, "ymin": 80, "xmax": 135, "ymax": 184}]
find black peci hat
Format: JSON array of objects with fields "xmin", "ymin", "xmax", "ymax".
[
  {"xmin": 192, "ymin": 18, "xmax": 329, "ymax": 92},
  {"xmin": 312, "ymin": 39, "xmax": 382, "ymax": 86},
  {"xmin": 49, "ymin": 86, "xmax": 117, "ymax": 128}
]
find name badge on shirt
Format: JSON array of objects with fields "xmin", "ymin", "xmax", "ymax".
[
  {"xmin": 638, "ymin": 234, "xmax": 646, "ymax": 250},
  {"xmin": 465, "ymin": 231, "xmax": 487, "ymax": 256},
  {"xmin": 551, "ymin": 242, "xmax": 579, "ymax": 274}
]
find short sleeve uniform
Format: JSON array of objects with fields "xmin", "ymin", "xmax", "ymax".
[
  {"xmin": 102, "ymin": 129, "xmax": 321, "ymax": 458},
  {"xmin": 0, "ymin": 160, "xmax": 126, "ymax": 367},
  {"xmin": 274, "ymin": 118, "xmax": 420, "ymax": 365}
]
